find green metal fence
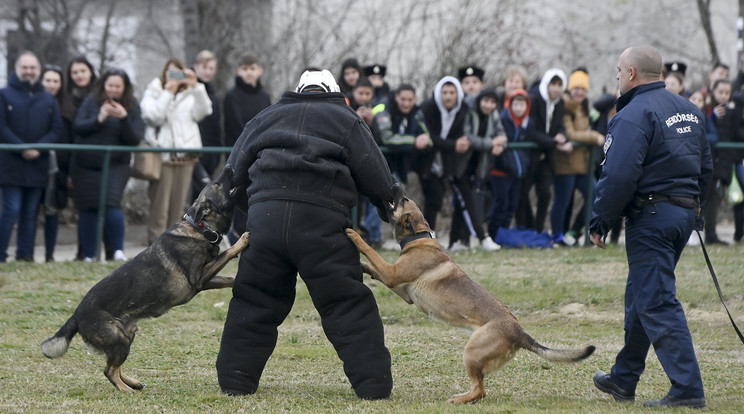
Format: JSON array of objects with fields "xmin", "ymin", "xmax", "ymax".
[{"xmin": 1, "ymin": 141, "xmax": 738, "ymax": 257}]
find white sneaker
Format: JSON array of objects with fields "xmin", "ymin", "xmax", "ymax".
[
  {"xmin": 113, "ymin": 250, "xmax": 128, "ymax": 261},
  {"xmin": 480, "ymin": 237, "xmax": 502, "ymax": 251},
  {"xmin": 563, "ymin": 232, "xmax": 577, "ymax": 246},
  {"xmin": 448, "ymin": 241, "xmax": 470, "ymax": 252},
  {"xmin": 83, "ymin": 257, "xmax": 94, "ymax": 263},
  {"xmin": 687, "ymin": 233, "xmax": 700, "ymax": 246}
]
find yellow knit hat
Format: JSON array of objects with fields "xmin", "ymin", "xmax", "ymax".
[{"xmin": 567, "ymin": 70, "xmax": 589, "ymax": 91}]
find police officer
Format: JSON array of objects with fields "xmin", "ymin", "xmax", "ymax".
[
  {"xmin": 216, "ymin": 69, "xmax": 395, "ymax": 400},
  {"xmin": 589, "ymin": 45, "xmax": 712, "ymax": 409}
]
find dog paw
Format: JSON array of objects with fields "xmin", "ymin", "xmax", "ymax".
[
  {"xmin": 345, "ymin": 228, "xmax": 360, "ymax": 240},
  {"xmin": 236, "ymin": 232, "xmax": 250, "ymax": 248}
]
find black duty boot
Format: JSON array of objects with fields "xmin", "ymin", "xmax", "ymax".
[{"xmin": 593, "ymin": 370, "xmax": 635, "ymax": 402}]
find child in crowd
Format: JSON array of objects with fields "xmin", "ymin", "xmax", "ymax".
[
  {"xmin": 488, "ymin": 89, "xmax": 534, "ymax": 239},
  {"xmin": 517, "ymin": 68, "xmax": 567, "ymax": 233},
  {"xmin": 338, "ymin": 58, "xmax": 361, "ymax": 98},
  {"xmin": 451, "ymin": 87, "xmax": 505, "ymax": 251},
  {"xmin": 364, "ymin": 63, "xmax": 390, "ymax": 102},
  {"xmin": 349, "ymin": 77, "xmax": 383, "ymax": 247},
  {"xmin": 458, "ymin": 65, "xmax": 485, "ymax": 109},
  {"xmin": 222, "ymin": 54, "xmax": 271, "ymax": 244}
]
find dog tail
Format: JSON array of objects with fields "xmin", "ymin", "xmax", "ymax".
[
  {"xmin": 521, "ymin": 333, "xmax": 595, "ymax": 363},
  {"xmin": 41, "ymin": 317, "xmax": 78, "ymax": 359}
]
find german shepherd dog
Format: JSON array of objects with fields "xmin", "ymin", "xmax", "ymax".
[
  {"xmin": 345, "ymin": 184, "xmax": 595, "ymax": 403},
  {"xmin": 41, "ymin": 168, "xmax": 250, "ymax": 392}
]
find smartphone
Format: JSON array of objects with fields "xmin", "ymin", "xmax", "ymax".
[{"xmin": 167, "ymin": 69, "xmax": 186, "ymax": 81}]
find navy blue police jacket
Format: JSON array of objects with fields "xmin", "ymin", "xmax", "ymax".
[
  {"xmin": 225, "ymin": 91, "xmax": 395, "ymax": 218},
  {"xmin": 590, "ymin": 81, "xmax": 713, "ymax": 236}
]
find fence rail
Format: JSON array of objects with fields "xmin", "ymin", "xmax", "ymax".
[{"xmin": 1, "ymin": 141, "xmax": 740, "ymax": 257}]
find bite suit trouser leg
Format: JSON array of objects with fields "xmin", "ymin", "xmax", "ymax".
[
  {"xmin": 216, "ymin": 200, "xmax": 393, "ymax": 399},
  {"xmin": 610, "ymin": 202, "xmax": 704, "ymax": 399}
]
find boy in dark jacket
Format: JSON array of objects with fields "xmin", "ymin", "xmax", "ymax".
[
  {"xmin": 223, "ymin": 54, "xmax": 272, "ymax": 243},
  {"xmin": 223, "ymin": 54, "xmax": 271, "ymax": 148},
  {"xmin": 488, "ymin": 89, "xmax": 535, "ymax": 238}
]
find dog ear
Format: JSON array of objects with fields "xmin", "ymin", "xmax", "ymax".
[
  {"xmin": 194, "ymin": 203, "xmax": 211, "ymax": 223},
  {"xmin": 402, "ymin": 212, "xmax": 414, "ymax": 233}
]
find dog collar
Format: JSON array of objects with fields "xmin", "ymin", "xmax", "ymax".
[
  {"xmin": 183, "ymin": 214, "xmax": 222, "ymax": 245},
  {"xmin": 399, "ymin": 231, "xmax": 433, "ymax": 249}
]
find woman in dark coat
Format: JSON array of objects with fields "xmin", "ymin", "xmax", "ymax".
[{"xmin": 70, "ymin": 68, "xmax": 144, "ymax": 261}]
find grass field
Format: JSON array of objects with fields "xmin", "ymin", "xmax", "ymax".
[{"xmin": 1, "ymin": 241, "xmax": 743, "ymax": 413}]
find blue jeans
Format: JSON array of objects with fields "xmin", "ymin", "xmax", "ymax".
[
  {"xmin": 734, "ymin": 163, "xmax": 744, "ymax": 241},
  {"xmin": 78, "ymin": 208, "xmax": 125, "ymax": 259},
  {"xmin": 0, "ymin": 186, "xmax": 44, "ymax": 262},
  {"xmin": 488, "ymin": 175, "xmax": 522, "ymax": 238},
  {"xmin": 362, "ymin": 197, "xmax": 382, "ymax": 243},
  {"xmin": 550, "ymin": 174, "xmax": 590, "ymax": 239}
]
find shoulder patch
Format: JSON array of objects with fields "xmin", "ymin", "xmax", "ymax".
[
  {"xmin": 603, "ymin": 133, "xmax": 612, "ymax": 155},
  {"xmin": 601, "ymin": 133, "xmax": 612, "ymax": 166}
]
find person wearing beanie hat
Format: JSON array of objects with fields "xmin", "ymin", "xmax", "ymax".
[
  {"xmin": 459, "ymin": 65, "xmax": 486, "ymax": 109},
  {"xmin": 551, "ymin": 68, "xmax": 604, "ymax": 246},
  {"xmin": 337, "ymin": 57, "xmax": 361, "ymax": 97},
  {"xmin": 217, "ymin": 67, "xmax": 395, "ymax": 401},
  {"xmin": 567, "ymin": 69, "xmax": 590, "ymax": 92}
]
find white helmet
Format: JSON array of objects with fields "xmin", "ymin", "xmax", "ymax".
[{"xmin": 295, "ymin": 69, "xmax": 340, "ymax": 93}]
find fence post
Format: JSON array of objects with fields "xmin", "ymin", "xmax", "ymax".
[{"xmin": 95, "ymin": 150, "xmax": 112, "ymax": 261}]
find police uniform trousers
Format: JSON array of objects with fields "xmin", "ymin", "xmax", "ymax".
[
  {"xmin": 216, "ymin": 200, "xmax": 393, "ymax": 399},
  {"xmin": 610, "ymin": 201, "xmax": 704, "ymax": 399}
]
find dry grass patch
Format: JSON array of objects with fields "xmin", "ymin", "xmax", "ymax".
[{"xmin": 1, "ymin": 243, "xmax": 743, "ymax": 413}]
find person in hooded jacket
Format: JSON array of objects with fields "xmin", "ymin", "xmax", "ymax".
[
  {"xmin": 450, "ymin": 87, "xmax": 506, "ymax": 250},
  {"xmin": 488, "ymin": 89, "xmax": 535, "ymax": 239},
  {"xmin": 416, "ymin": 76, "xmax": 499, "ymax": 250},
  {"xmin": 0, "ymin": 51, "xmax": 63, "ymax": 262},
  {"xmin": 516, "ymin": 68, "xmax": 568, "ymax": 233},
  {"xmin": 338, "ymin": 57, "xmax": 362, "ymax": 98}
]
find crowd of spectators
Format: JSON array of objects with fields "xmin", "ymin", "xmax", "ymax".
[{"xmin": 1, "ymin": 50, "xmax": 743, "ymax": 262}]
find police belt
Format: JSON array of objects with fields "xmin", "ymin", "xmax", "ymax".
[
  {"xmin": 637, "ymin": 193, "xmax": 698, "ymax": 210},
  {"xmin": 625, "ymin": 193, "xmax": 701, "ymax": 218}
]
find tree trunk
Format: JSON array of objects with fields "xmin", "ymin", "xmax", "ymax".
[
  {"xmin": 181, "ymin": 0, "xmax": 201, "ymax": 64},
  {"xmin": 697, "ymin": 0, "xmax": 720, "ymax": 64}
]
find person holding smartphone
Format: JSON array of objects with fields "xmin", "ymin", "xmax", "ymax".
[
  {"xmin": 140, "ymin": 58, "xmax": 212, "ymax": 245},
  {"xmin": 70, "ymin": 68, "xmax": 144, "ymax": 262}
]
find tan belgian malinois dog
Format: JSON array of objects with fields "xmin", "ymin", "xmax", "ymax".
[{"xmin": 345, "ymin": 184, "xmax": 595, "ymax": 403}]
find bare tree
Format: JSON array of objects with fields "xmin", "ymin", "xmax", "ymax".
[
  {"xmin": 697, "ymin": 0, "xmax": 721, "ymax": 64},
  {"xmin": 4, "ymin": 0, "xmax": 92, "ymax": 69}
]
